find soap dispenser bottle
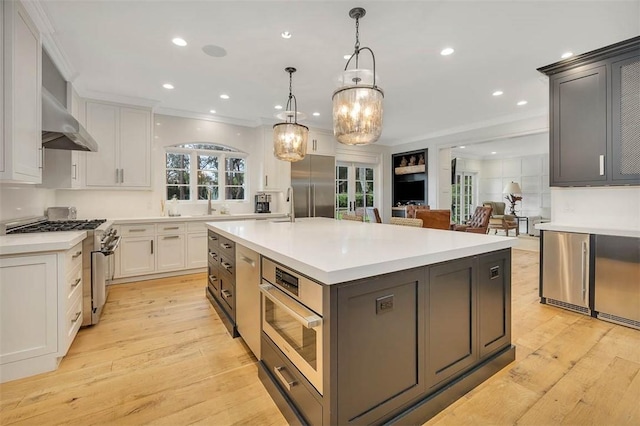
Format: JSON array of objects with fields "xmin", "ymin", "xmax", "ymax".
[{"xmin": 169, "ymin": 195, "xmax": 179, "ymax": 217}]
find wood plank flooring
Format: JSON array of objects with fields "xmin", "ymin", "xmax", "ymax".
[{"xmin": 1, "ymin": 249, "xmax": 639, "ymax": 425}]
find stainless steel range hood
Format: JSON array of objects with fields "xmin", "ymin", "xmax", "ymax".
[{"xmin": 41, "ymin": 87, "xmax": 99, "ymax": 152}]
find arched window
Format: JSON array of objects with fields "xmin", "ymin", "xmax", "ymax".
[{"xmin": 165, "ymin": 143, "xmax": 247, "ymax": 201}]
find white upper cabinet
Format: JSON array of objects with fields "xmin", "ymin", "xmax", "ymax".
[
  {"xmin": 260, "ymin": 126, "xmax": 290, "ymax": 191},
  {"xmin": 307, "ymin": 129, "xmax": 336, "ymax": 156},
  {"xmin": 1, "ymin": 0, "xmax": 42, "ymax": 184},
  {"xmin": 85, "ymin": 100, "xmax": 151, "ymax": 188}
]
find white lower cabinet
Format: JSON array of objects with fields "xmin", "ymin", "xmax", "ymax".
[
  {"xmin": 118, "ymin": 236, "xmax": 155, "ymax": 277},
  {"xmin": 186, "ymin": 232, "xmax": 207, "ymax": 269},
  {"xmin": 157, "ymin": 234, "xmax": 185, "ymax": 272},
  {"xmin": 0, "ymin": 243, "xmax": 84, "ymax": 383}
]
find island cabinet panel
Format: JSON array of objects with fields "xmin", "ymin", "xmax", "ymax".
[
  {"xmin": 335, "ymin": 268, "xmax": 426, "ymax": 425},
  {"xmin": 426, "ymin": 257, "xmax": 478, "ymax": 388},
  {"xmin": 478, "ymin": 251, "xmax": 512, "ymax": 358}
]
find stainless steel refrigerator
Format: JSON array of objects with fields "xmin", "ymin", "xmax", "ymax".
[{"xmin": 291, "ymin": 154, "xmax": 335, "ymax": 218}]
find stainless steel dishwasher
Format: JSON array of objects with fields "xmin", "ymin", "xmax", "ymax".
[
  {"xmin": 541, "ymin": 230, "xmax": 592, "ymax": 314},
  {"xmin": 594, "ymin": 235, "xmax": 640, "ymax": 329}
]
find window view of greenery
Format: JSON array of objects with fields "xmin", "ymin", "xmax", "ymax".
[
  {"xmin": 452, "ymin": 173, "xmax": 475, "ymax": 224},
  {"xmin": 335, "ymin": 165, "xmax": 375, "ymax": 221},
  {"xmin": 165, "ymin": 144, "xmax": 246, "ymax": 201}
]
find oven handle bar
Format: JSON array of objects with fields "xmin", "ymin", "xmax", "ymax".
[
  {"xmin": 259, "ymin": 283, "xmax": 322, "ymax": 329},
  {"xmin": 101, "ymin": 235, "xmax": 122, "ymax": 255}
]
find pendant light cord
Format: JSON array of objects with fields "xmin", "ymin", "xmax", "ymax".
[
  {"xmin": 354, "ymin": 16, "xmax": 360, "ymax": 68},
  {"xmin": 343, "ymin": 10, "xmax": 377, "ymax": 88},
  {"xmin": 285, "ymin": 69, "xmax": 298, "ymax": 124}
]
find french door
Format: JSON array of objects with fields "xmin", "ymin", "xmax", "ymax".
[
  {"xmin": 452, "ymin": 172, "xmax": 477, "ymax": 224},
  {"xmin": 336, "ymin": 162, "xmax": 376, "ymax": 220}
]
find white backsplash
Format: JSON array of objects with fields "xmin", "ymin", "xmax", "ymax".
[
  {"xmin": 551, "ymin": 186, "xmax": 640, "ymax": 230},
  {"xmin": 0, "ymin": 184, "xmax": 56, "ymax": 221}
]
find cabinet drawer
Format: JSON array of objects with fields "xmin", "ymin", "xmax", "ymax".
[
  {"xmin": 120, "ymin": 223, "xmax": 155, "ymax": 237},
  {"xmin": 218, "ymin": 236, "xmax": 235, "ymax": 257},
  {"xmin": 65, "ymin": 243, "xmax": 83, "ymax": 272},
  {"xmin": 65, "ymin": 264, "xmax": 83, "ymax": 311},
  {"xmin": 208, "ymin": 246, "xmax": 220, "ymax": 266},
  {"xmin": 261, "ymin": 335, "xmax": 323, "ymax": 425},
  {"xmin": 157, "ymin": 222, "xmax": 185, "ymax": 235},
  {"xmin": 208, "ymin": 263, "xmax": 220, "ymax": 295},
  {"xmin": 187, "ymin": 221, "xmax": 207, "ymax": 232},
  {"xmin": 208, "ymin": 231, "xmax": 219, "ymax": 251},
  {"xmin": 219, "ymin": 272, "xmax": 235, "ymax": 313},
  {"xmin": 63, "ymin": 292, "xmax": 83, "ymax": 354},
  {"xmin": 219, "ymin": 253, "xmax": 235, "ymax": 277}
]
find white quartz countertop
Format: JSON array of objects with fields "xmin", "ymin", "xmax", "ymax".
[
  {"xmin": 536, "ymin": 223, "xmax": 640, "ymax": 238},
  {"xmin": 207, "ymin": 217, "xmax": 517, "ymax": 284},
  {"xmin": 0, "ymin": 231, "xmax": 87, "ymax": 256},
  {"xmin": 112, "ymin": 213, "xmax": 287, "ymax": 224}
]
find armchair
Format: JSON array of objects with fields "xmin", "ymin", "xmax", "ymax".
[
  {"xmin": 483, "ymin": 201, "xmax": 518, "ymax": 236},
  {"xmin": 453, "ymin": 205, "xmax": 492, "ymax": 234}
]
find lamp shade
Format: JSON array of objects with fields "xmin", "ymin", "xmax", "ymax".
[
  {"xmin": 332, "ymin": 83, "xmax": 383, "ymax": 145},
  {"xmin": 503, "ymin": 181, "xmax": 522, "ymax": 194},
  {"xmin": 273, "ymin": 122, "xmax": 308, "ymax": 162}
]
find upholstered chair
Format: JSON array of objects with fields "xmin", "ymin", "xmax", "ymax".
[
  {"xmin": 405, "ymin": 205, "xmax": 430, "ymax": 219},
  {"xmin": 415, "ymin": 209, "xmax": 451, "ymax": 230},
  {"xmin": 453, "ymin": 206, "xmax": 492, "ymax": 234},
  {"xmin": 483, "ymin": 201, "xmax": 518, "ymax": 236}
]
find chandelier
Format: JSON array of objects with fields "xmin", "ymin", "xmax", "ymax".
[
  {"xmin": 273, "ymin": 67, "xmax": 309, "ymax": 162},
  {"xmin": 332, "ymin": 7, "xmax": 384, "ymax": 145}
]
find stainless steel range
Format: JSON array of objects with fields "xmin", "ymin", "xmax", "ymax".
[{"xmin": 3, "ymin": 211, "xmax": 120, "ymax": 326}]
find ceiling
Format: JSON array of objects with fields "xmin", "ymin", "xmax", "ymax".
[
  {"xmin": 450, "ymin": 132, "xmax": 548, "ymax": 160},
  {"xmin": 40, "ymin": 1, "xmax": 640, "ymax": 146}
]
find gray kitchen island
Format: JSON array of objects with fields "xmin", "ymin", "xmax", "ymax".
[{"xmin": 206, "ymin": 217, "xmax": 517, "ymax": 425}]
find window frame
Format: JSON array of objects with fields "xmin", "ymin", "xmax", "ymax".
[{"xmin": 165, "ymin": 145, "xmax": 248, "ymax": 202}]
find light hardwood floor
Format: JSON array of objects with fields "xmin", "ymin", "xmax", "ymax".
[{"xmin": 1, "ymin": 249, "xmax": 639, "ymax": 425}]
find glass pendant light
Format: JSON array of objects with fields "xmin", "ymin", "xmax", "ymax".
[
  {"xmin": 332, "ymin": 7, "xmax": 384, "ymax": 145},
  {"xmin": 273, "ymin": 67, "xmax": 309, "ymax": 162}
]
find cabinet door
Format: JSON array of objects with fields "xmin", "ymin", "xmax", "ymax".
[
  {"xmin": 86, "ymin": 102, "xmax": 118, "ymax": 186},
  {"xmin": 261, "ymin": 126, "xmax": 290, "ymax": 190},
  {"xmin": 186, "ymin": 232, "xmax": 207, "ymax": 269},
  {"xmin": 611, "ymin": 53, "xmax": 640, "ymax": 183},
  {"xmin": 156, "ymin": 234, "xmax": 185, "ymax": 272},
  {"xmin": 118, "ymin": 236, "xmax": 155, "ymax": 277},
  {"xmin": 308, "ymin": 130, "xmax": 336, "ymax": 156},
  {"xmin": 551, "ymin": 65, "xmax": 608, "ymax": 185},
  {"xmin": 478, "ymin": 250, "xmax": 511, "ymax": 358},
  {"xmin": 336, "ymin": 268, "xmax": 425, "ymax": 425},
  {"xmin": 119, "ymin": 107, "xmax": 151, "ymax": 187},
  {"xmin": 1, "ymin": 1, "xmax": 42, "ymax": 183},
  {"xmin": 426, "ymin": 257, "xmax": 478, "ymax": 388},
  {"xmin": 0, "ymin": 254, "xmax": 57, "ymax": 365}
]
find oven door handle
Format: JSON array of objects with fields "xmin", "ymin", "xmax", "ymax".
[
  {"xmin": 101, "ymin": 236, "xmax": 122, "ymax": 255},
  {"xmin": 259, "ymin": 283, "xmax": 322, "ymax": 329}
]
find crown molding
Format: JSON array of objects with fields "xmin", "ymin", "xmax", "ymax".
[
  {"xmin": 81, "ymin": 90, "xmax": 160, "ymax": 109},
  {"xmin": 21, "ymin": 0, "xmax": 78, "ymax": 82},
  {"xmin": 155, "ymin": 107, "xmax": 261, "ymax": 128}
]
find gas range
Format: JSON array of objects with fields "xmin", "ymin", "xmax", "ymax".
[{"xmin": 6, "ymin": 219, "xmax": 108, "ymax": 234}]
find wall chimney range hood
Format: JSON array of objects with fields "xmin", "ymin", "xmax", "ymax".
[{"xmin": 41, "ymin": 87, "xmax": 99, "ymax": 152}]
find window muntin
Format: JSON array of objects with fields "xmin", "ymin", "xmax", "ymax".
[{"xmin": 165, "ymin": 144, "xmax": 246, "ymax": 201}]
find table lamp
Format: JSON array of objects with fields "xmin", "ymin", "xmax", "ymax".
[{"xmin": 503, "ymin": 181, "xmax": 522, "ymax": 215}]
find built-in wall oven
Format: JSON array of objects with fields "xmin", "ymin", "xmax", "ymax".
[{"xmin": 260, "ymin": 257, "xmax": 324, "ymax": 395}]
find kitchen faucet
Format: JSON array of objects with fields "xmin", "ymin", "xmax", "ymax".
[
  {"xmin": 207, "ymin": 188, "xmax": 216, "ymax": 215},
  {"xmin": 286, "ymin": 187, "xmax": 295, "ymax": 222}
]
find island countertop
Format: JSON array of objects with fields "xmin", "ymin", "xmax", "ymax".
[{"xmin": 207, "ymin": 217, "xmax": 516, "ymax": 284}]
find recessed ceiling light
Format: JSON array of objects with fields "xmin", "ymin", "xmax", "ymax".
[
  {"xmin": 491, "ymin": 151, "xmax": 497, "ymax": 155},
  {"xmin": 561, "ymin": 52, "xmax": 573, "ymax": 59},
  {"xmin": 312, "ymin": 112, "xmax": 320, "ymax": 117},
  {"xmin": 209, "ymin": 110, "xmax": 216, "ymax": 114},
  {"xmin": 281, "ymin": 31, "xmax": 292, "ymax": 39},
  {"xmin": 517, "ymin": 100, "xmax": 528, "ymax": 106},
  {"xmin": 172, "ymin": 37, "xmax": 187, "ymax": 47},
  {"xmin": 492, "ymin": 90, "xmax": 503, "ymax": 96},
  {"xmin": 274, "ymin": 105, "xmax": 283, "ymax": 110},
  {"xmin": 162, "ymin": 83, "xmax": 174, "ymax": 90},
  {"xmin": 343, "ymin": 54, "xmax": 352, "ymax": 60},
  {"xmin": 220, "ymin": 94, "xmax": 229, "ymax": 100},
  {"xmin": 459, "ymin": 146, "xmax": 466, "ymax": 149},
  {"xmin": 155, "ymin": 122, "xmax": 161, "ymax": 126},
  {"xmin": 440, "ymin": 47, "xmax": 455, "ymax": 56}
]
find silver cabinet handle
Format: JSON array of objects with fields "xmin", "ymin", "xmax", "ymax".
[
  {"xmin": 71, "ymin": 311, "xmax": 82, "ymax": 324},
  {"xmin": 221, "ymin": 261, "xmax": 232, "ymax": 271},
  {"xmin": 208, "ymin": 274, "xmax": 218, "ymax": 282},
  {"xmin": 39, "ymin": 147, "xmax": 44, "ymax": 169},
  {"xmin": 265, "ymin": 175, "xmax": 268, "ymax": 187},
  {"xmin": 129, "ymin": 228, "xmax": 147, "ymax": 232},
  {"xmin": 208, "ymin": 236, "xmax": 218, "ymax": 241},
  {"xmin": 150, "ymin": 240, "xmax": 154, "ymax": 254},
  {"xmin": 581, "ymin": 241, "xmax": 588, "ymax": 302},
  {"xmin": 70, "ymin": 277, "xmax": 81, "ymax": 289},
  {"xmin": 208, "ymin": 251, "xmax": 217, "ymax": 259},
  {"xmin": 259, "ymin": 283, "xmax": 322, "ymax": 328},
  {"xmin": 164, "ymin": 226, "xmax": 180, "ymax": 230},
  {"xmin": 312, "ymin": 184, "xmax": 316, "ymax": 217},
  {"xmin": 115, "ymin": 169, "xmax": 119, "ymax": 183},
  {"xmin": 273, "ymin": 366, "xmax": 297, "ymax": 391},
  {"xmin": 72, "ymin": 164, "xmax": 77, "ymax": 180},
  {"xmin": 72, "ymin": 251, "xmax": 82, "ymax": 259},
  {"xmin": 221, "ymin": 243, "xmax": 232, "ymax": 249},
  {"xmin": 240, "ymin": 256, "xmax": 255, "ymax": 267},
  {"xmin": 599, "ymin": 155, "xmax": 605, "ymax": 176},
  {"xmin": 221, "ymin": 289, "xmax": 232, "ymax": 299},
  {"xmin": 163, "ymin": 235, "xmax": 180, "ymax": 240}
]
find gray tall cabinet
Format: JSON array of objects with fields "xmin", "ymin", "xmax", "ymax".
[{"xmin": 538, "ymin": 36, "xmax": 640, "ymax": 187}]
